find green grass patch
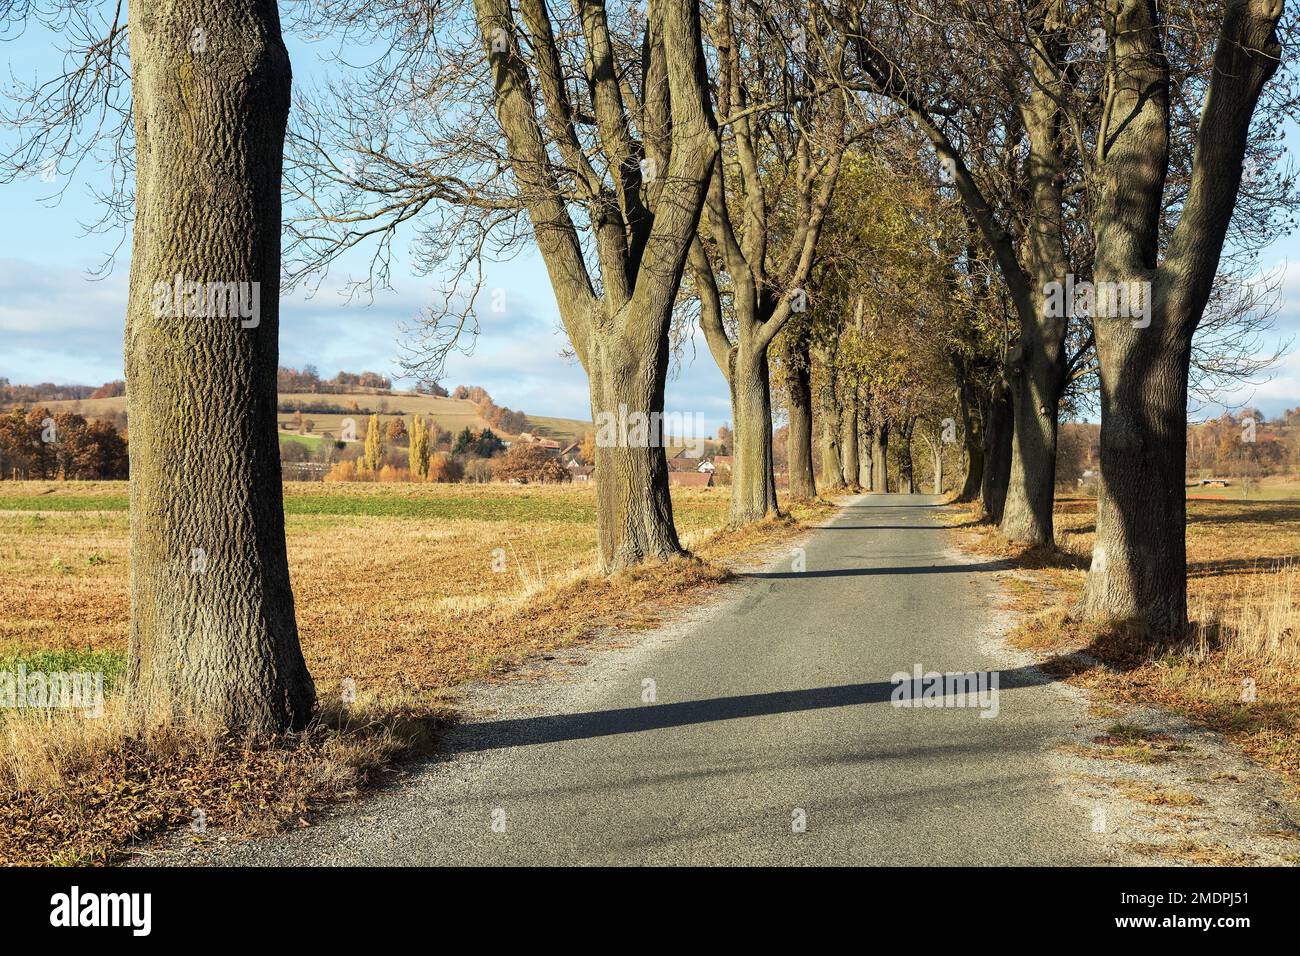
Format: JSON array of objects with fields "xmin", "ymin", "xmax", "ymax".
[
  {"xmin": 0, "ymin": 487, "xmax": 726, "ymax": 528},
  {"xmin": 279, "ymin": 431, "xmax": 326, "ymax": 449},
  {"xmin": 0, "ymin": 647, "xmax": 127, "ymax": 694},
  {"xmin": 0, "ymin": 492, "xmax": 599, "ymax": 523},
  {"xmin": 0, "ymin": 496, "xmax": 129, "ymax": 513},
  {"xmin": 283, "ymin": 493, "xmax": 600, "ymax": 523}
]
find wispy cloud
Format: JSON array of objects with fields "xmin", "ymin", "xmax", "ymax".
[{"xmin": 0, "ymin": 258, "xmax": 735, "ymax": 434}]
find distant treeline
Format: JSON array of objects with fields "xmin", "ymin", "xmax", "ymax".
[
  {"xmin": 277, "ymin": 365, "xmax": 408, "ymax": 394},
  {"xmin": 0, "ymin": 378, "xmax": 102, "ymax": 404},
  {"xmin": 0, "ymin": 407, "xmax": 128, "ymax": 480},
  {"xmin": 277, "ymin": 398, "xmax": 402, "ymax": 417},
  {"xmin": 451, "ymin": 385, "xmax": 529, "ymax": 435}
]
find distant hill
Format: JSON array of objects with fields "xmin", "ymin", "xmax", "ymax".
[{"xmin": 22, "ymin": 389, "xmax": 593, "ymax": 445}]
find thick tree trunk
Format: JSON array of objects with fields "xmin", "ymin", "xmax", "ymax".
[
  {"xmin": 589, "ymin": 332, "xmax": 686, "ymax": 569},
  {"xmin": 871, "ymin": 422, "xmax": 889, "ymax": 494},
  {"xmin": 995, "ymin": 0, "xmax": 1069, "ymax": 547},
  {"xmin": 957, "ymin": 385, "xmax": 985, "ymax": 501},
  {"xmin": 124, "ymin": 0, "xmax": 314, "ymax": 734},
  {"xmin": 840, "ymin": 384, "xmax": 861, "ymax": 491},
  {"xmin": 817, "ymin": 360, "xmax": 845, "ymax": 492},
  {"xmin": 782, "ymin": 335, "xmax": 816, "ymax": 499},
  {"xmin": 1078, "ymin": 333, "xmax": 1190, "ymax": 631},
  {"xmin": 932, "ymin": 439, "xmax": 943, "ymax": 495},
  {"xmin": 859, "ymin": 422, "xmax": 875, "ymax": 491},
  {"xmin": 729, "ymin": 345, "xmax": 779, "ymax": 523},
  {"xmin": 980, "ymin": 387, "xmax": 1012, "ymax": 523},
  {"xmin": 897, "ymin": 419, "xmax": 916, "ymax": 494},
  {"xmin": 999, "ymin": 352, "xmax": 1060, "ymax": 545}
]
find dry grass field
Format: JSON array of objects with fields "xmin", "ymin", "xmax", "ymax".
[
  {"xmin": 947, "ymin": 496, "xmax": 1300, "ymax": 795},
  {"xmin": 0, "ymin": 480, "xmax": 832, "ymax": 864}
]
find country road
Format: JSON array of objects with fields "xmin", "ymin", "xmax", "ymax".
[{"xmin": 160, "ymin": 494, "xmax": 1104, "ymax": 865}]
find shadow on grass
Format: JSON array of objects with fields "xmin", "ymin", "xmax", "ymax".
[{"xmin": 1037, "ymin": 617, "xmax": 1202, "ymax": 680}]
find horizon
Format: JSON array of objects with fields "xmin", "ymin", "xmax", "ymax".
[{"xmin": 1, "ymin": 22, "xmax": 1298, "ymax": 429}]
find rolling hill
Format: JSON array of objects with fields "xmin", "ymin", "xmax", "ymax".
[{"xmin": 24, "ymin": 390, "xmax": 594, "ymax": 445}]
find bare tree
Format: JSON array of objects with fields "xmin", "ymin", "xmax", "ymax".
[
  {"xmin": 1080, "ymin": 0, "xmax": 1289, "ymax": 631},
  {"xmin": 2, "ymin": 0, "xmax": 316, "ymax": 733},
  {"xmin": 286, "ymin": 0, "xmax": 718, "ymax": 570},
  {"xmin": 689, "ymin": 0, "xmax": 855, "ymax": 524}
]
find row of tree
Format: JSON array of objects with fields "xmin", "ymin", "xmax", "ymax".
[
  {"xmin": 277, "ymin": 365, "xmax": 392, "ymax": 392},
  {"xmin": 1, "ymin": 0, "xmax": 1288, "ymax": 736}
]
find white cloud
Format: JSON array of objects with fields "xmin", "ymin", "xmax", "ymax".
[{"xmin": 0, "ymin": 257, "xmax": 735, "ymax": 434}]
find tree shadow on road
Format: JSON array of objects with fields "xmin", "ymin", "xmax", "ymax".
[
  {"xmin": 743, "ymin": 558, "xmax": 1016, "ymax": 579},
  {"xmin": 443, "ymin": 665, "xmax": 1054, "ymax": 753}
]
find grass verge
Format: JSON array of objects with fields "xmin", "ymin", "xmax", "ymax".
[
  {"xmin": 946, "ymin": 496, "xmax": 1300, "ymax": 793},
  {"xmin": 0, "ymin": 482, "xmax": 835, "ymax": 865}
]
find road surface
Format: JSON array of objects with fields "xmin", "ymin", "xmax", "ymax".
[{"xmin": 169, "ymin": 494, "xmax": 1100, "ymax": 865}]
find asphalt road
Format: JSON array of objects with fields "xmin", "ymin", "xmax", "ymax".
[{"xmin": 176, "ymin": 494, "xmax": 1100, "ymax": 865}]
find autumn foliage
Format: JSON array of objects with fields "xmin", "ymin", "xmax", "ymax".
[{"xmin": 493, "ymin": 444, "xmax": 571, "ymax": 484}]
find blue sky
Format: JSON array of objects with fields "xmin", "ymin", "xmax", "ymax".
[
  {"xmin": 0, "ymin": 22, "xmax": 734, "ymax": 434},
  {"xmin": 0, "ymin": 18, "xmax": 1297, "ymax": 433}
]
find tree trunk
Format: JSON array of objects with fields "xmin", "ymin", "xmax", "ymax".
[
  {"xmin": 817, "ymin": 357, "xmax": 845, "ymax": 492},
  {"xmin": 871, "ymin": 421, "xmax": 889, "ymax": 493},
  {"xmin": 125, "ymin": 0, "xmax": 315, "ymax": 734},
  {"xmin": 980, "ymin": 387, "xmax": 1012, "ymax": 523},
  {"xmin": 957, "ymin": 385, "xmax": 985, "ymax": 501},
  {"xmin": 729, "ymin": 344, "xmax": 779, "ymax": 523},
  {"xmin": 897, "ymin": 418, "xmax": 916, "ymax": 494},
  {"xmin": 932, "ymin": 438, "xmax": 943, "ymax": 495},
  {"xmin": 782, "ymin": 333, "xmax": 816, "ymax": 499},
  {"xmin": 589, "ymin": 331, "xmax": 686, "ymax": 570},
  {"xmin": 840, "ymin": 383, "xmax": 861, "ymax": 491},
  {"xmin": 860, "ymin": 421, "xmax": 875, "ymax": 491},
  {"xmin": 479, "ymin": 0, "xmax": 716, "ymax": 570},
  {"xmin": 1078, "ymin": 332, "xmax": 1190, "ymax": 631},
  {"xmin": 999, "ymin": 346, "xmax": 1061, "ymax": 545}
]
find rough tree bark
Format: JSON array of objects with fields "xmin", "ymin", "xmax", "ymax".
[
  {"xmin": 839, "ymin": 382, "xmax": 861, "ymax": 491},
  {"xmin": 781, "ymin": 328, "xmax": 817, "ymax": 499},
  {"xmin": 896, "ymin": 417, "xmax": 916, "ymax": 493},
  {"xmin": 728, "ymin": 346, "xmax": 779, "ymax": 518},
  {"xmin": 858, "ymin": 413, "xmax": 874, "ymax": 490},
  {"xmin": 1079, "ymin": 0, "xmax": 1282, "ymax": 631},
  {"xmin": 815, "ymin": 345, "xmax": 846, "ymax": 491},
  {"xmin": 125, "ymin": 0, "xmax": 315, "ymax": 734},
  {"xmin": 871, "ymin": 420, "xmax": 889, "ymax": 494},
  {"xmin": 980, "ymin": 385, "xmax": 1013, "ymax": 523}
]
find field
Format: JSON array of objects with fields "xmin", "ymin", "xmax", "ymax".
[
  {"xmin": 0, "ymin": 480, "xmax": 832, "ymax": 864},
  {"xmin": 949, "ymin": 495, "xmax": 1300, "ymax": 794},
  {"xmin": 1186, "ymin": 477, "xmax": 1300, "ymax": 501},
  {"xmin": 28, "ymin": 390, "xmax": 595, "ymax": 445}
]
